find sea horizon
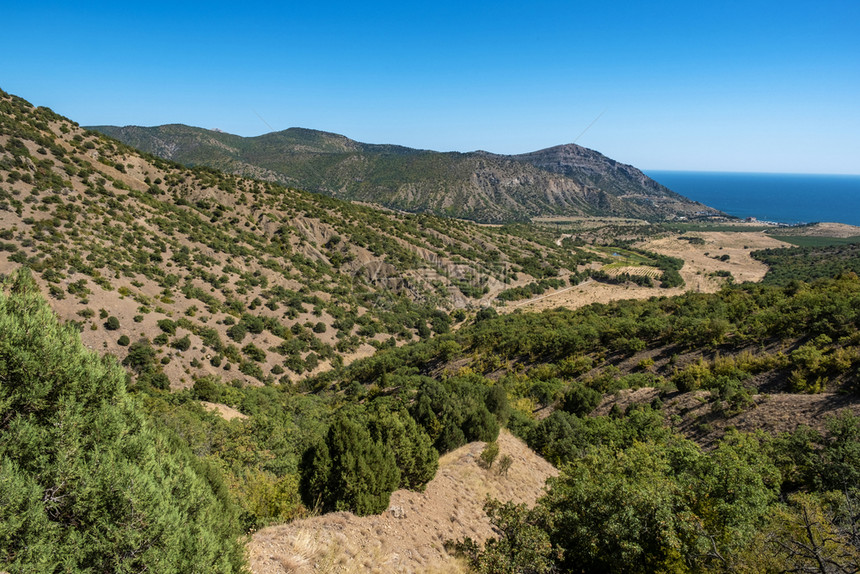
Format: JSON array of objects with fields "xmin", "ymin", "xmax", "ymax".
[{"xmin": 646, "ymin": 170, "xmax": 860, "ymax": 228}]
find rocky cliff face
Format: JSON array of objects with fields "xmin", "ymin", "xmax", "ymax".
[{"xmin": 512, "ymin": 144, "xmax": 683, "ymax": 199}]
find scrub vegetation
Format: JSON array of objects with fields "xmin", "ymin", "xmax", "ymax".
[{"xmin": 2, "ymin": 89, "xmax": 859, "ymax": 573}]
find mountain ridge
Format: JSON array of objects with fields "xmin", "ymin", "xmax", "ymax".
[{"xmin": 89, "ymin": 124, "xmax": 722, "ymax": 223}]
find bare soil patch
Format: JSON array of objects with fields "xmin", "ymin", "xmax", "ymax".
[
  {"xmin": 200, "ymin": 401, "xmax": 248, "ymax": 421},
  {"xmin": 770, "ymin": 222, "xmax": 860, "ymax": 238},
  {"xmin": 247, "ymin": 430, "xmax": 557, "ymax": 574},
  {"xmin": 596, "ymin": 388, "xmax": 860, "ymax": 448},
  {"xmin": 505, "ymin": 231, "xmax": 789, "ymax": 313}
]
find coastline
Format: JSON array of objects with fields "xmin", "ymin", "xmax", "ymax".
[{"xmin": 647, "ymin": 170, "xmax": 860, "ymax": 227}]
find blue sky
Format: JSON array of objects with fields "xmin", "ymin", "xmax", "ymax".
[{"xmin": 3, "ymin": 0, "xmax": 859, "ymax": 173}]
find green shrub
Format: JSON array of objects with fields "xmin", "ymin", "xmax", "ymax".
[
  {"xmin": 561, "ymin": 384, "xmax": 602, "ymax": 416},
  {"xmin": 300, "ymin": 411, "xmax": 400, "ymax": 515},
  {"xmin": 242, "ymin": 343, "xmax": 266, "ymax": 362},
  {"xmin": 171, "ymin": 335, "xmax": 191, "ymax": 352},
  {"xmin": 367, "ymin": 407, "xmax": 438, "ymax": 491},
  {"xmin": 157, "ymin": 318, "xmax": 177, "ymax": 334},
  {"xmin": 192, "ymin": 376, "xmax": 222, "ymax": 403},
  {"xmin": 0, "ymin": 270, "xmax": 245, "ymax": 571},
  {"xmin": 479, "ymin": 441, "xmax": 500, "ymax": 469},
  {"xmin": 226, "ymin": 323, "xmax": 247, "ymax": 342}
]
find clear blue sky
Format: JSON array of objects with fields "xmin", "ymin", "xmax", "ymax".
[{"xmin": 3, "ymin": 0, "xmax": 859, "ymax": 174}]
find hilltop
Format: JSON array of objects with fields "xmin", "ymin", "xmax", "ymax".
[
  {"xmin": 89, "ymin": 124, "xmax": 720, "ymax": 223},
  {"xmin": 249, "ymin": 429, "xmax": 557, "ymax": 574}
]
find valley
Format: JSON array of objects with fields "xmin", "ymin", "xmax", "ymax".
[{"xmin": 3, "ymin": 88, "xmax": 860, "ymax": 573}]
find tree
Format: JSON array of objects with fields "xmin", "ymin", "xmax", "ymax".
[
  {"xmin": 300, "ymin": 411, "xmax": 400, "ymax": 515},
  {"xmin": 157, "ymin": 318, "xmax": 177, "ymax": 334},
  {"xmin": 541, "ymin": 440, "xmax": 695, "ymax": 573},
  {"xmin": 452, "ymin": 500, "xmax": 558, "ymax": 574},
  {"xmin": 226, "ymin": 322, "xmax": 247, "ymax": 342},
  {"xmin": 367, "ymin": 407, "xmax": 438, "ymax": 491},
  {"xmin": 480, "ymin": 441, "xmax": 500, "ymax": 469},
  {"xmin": 763, "ymin": 490, "xmax": 860, "ymax": 574},
  {"xmin": 172, "ymin": 334, "xmax": 191, "ymax": 351},
  {"xmin": 122, "ymin": 339, "xmax": 157, "ymax": 373},
  {"xmin": 485, "ymin": 384, "xmax": 511, "ymax": 426},
  {"xmin": 0, "ymin": 270, "xmax": 245, "ymax": 572},
  {"xmin": 561, "ymin": 383, "xmax": 602, "ymax": 416}
]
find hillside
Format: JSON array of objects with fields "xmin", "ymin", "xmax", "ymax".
[
  {"xmin": 5, "ymin": 88, "xmax": 860, "ymax": 574},
  {"xmin": 249, "ymin": 429, "xmax": 557, "ymax": 574},
  {"xmin": 89, "ymin": 124, "xmax": 721, "ymax": 223},
  {"xmin": 1, "ymin": 88, "xmax": 625, "ymax": 390}
]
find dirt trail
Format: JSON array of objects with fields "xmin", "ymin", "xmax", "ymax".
[{"xmin": 248, "ymin": 430, "xmax": 557, "ymax": 574}]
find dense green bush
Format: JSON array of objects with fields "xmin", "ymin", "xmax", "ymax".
[
  {"xmin": 300, "ymin": 410, "xmax": 400, "ymax": 515},
  {"xmin": 462, "ymin": 423, "xmax": 787, "ymax": 573},
  {"xmin": 171, "ymin": 334, "xmax": 191, "ymax": 351},
  {"xmin": 157, "ymin": 318, "xmax": 177, "ymax": 334},
  {"xmin": 226, "ymin": 322, "xmax": 247, "ymax": 342},
  {"xmin": 410, "ymin": 378, "xmax": 500, "ymax": 453},
  {"xmin": 539, "ymin": 434, "xmax": 778, "ymax": 573},
  {"xmin": 367, "ymin": 404, "xmax": 438, "ymax": 491},
  {"xmin": 0, "ymin": 270, "xmax": 245, "ymax": 572},
  {"xmin": 560, "ymin": 383, "xmax": 602, "ymax": 416}
]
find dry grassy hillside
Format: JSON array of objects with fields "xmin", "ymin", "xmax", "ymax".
[
  {"xmin": 248, "ymin": 430, "xmax": 557, "ymax": 574},
  {"xmin": 504, "ymin": 230, "xmax": 789, "ymax": 313}
]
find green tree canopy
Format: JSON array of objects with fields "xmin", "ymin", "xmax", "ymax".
[
  {"xmin": 0, "ymin": 270, "xmax": 246, "ymax": 572},
  {"xmin": 300, "ymin": 409, "xmax": 400, "ymax": 515}
]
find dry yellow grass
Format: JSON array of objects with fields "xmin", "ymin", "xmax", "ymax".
[
  {"xmin": 247, "ymin": 430, "xmax": 557, "ymax": 574},
  {"xmin": 505, "ymin": 231, "xmax": 790, "ymax": 313},
  {"xmin": 200, "ymin": 401, "xmax": 248, "ymax": 421}
]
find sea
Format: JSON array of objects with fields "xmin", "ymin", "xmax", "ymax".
[{"xmin": 645, "ymin": 171, "xmax": 860, "ymax": 227}]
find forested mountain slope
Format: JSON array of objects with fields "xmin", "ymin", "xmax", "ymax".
[{"xmin": 90, "ymin": 124, "xmax": 720, "ymax": 223}]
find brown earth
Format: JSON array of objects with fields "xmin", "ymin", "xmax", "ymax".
[
  {"xmin": 769, "ymin": 222, "xmax": 860, "ymax": 238},
  {"xmin": 596, "ymin": 387, "xmax": 860, "ymax": 448},
  {"xmin": 505, "ymin": 231, "xmax": 790, "ymax": 313},
  {"xmin": 247, "ymin": 430, "xmax": 557, "ymax": 574}
]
